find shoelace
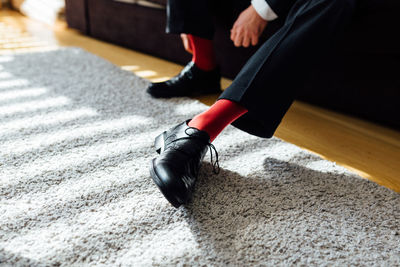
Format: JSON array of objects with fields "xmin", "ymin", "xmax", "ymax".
[{"xmin": 168, "ymin": 127, "xmax": 220, "ymax": 174}]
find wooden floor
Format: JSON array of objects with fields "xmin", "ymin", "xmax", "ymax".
[{"xmin": 1, "ymin": 10, "xmax": 399, "ymax": 192}]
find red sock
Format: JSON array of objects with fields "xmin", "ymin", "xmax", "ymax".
[
  {"xmin": 188, "ymin": 99, "xmax": 248, "ymax": 142},
  {"xmin": 188, "ymin": 34, "xmax": 217, "ymax": 71}
]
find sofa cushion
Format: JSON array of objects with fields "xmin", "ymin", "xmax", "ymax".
[{"xmin": 88, "ymin": 0, "xmax": 189, "ymax": 67}]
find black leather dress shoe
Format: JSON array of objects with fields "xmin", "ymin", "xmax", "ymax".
[
  {"xmin": 150, "ymin": 120, "xmax": 219, "ymax": 208},
  {"xmin": 146, "ymin": 62, "xmax": 221, "ymax": 98}
]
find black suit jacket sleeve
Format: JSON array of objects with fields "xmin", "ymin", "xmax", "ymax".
[{"xmin": 266, "ymin": 0, "xmax": 297, "ymax": 18}]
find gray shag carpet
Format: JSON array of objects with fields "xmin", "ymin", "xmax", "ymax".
[{"xmin": 0, "ymin": 48, "xmax": 399, "ymax": 266}]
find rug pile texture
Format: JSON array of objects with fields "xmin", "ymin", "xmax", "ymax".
[{"xmin": 0, "ymin": 48, "xmax": 399, "ymax": 266}]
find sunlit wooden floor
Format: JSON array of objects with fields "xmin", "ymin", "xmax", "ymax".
[{"xmin": 1, "ymin": 9, "xmax": 399, "ymax": 192}]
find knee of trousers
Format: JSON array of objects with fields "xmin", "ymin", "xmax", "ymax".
[{"xmin": 287, "ymin": 0, "xmax": 357, "ymax": 23}]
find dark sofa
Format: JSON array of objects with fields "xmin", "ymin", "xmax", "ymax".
[{"xmin": 65, "ymin": 0, "xmax": 400, "ymax": 130}]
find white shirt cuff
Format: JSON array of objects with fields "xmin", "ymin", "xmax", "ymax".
[{"xmin": 251, "ymin": 0, "xmax": 278, "ymax": 21}]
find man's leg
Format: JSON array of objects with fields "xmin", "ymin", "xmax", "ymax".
[
  {"xmin": 150, "ymin": 0, "xmax": 357, "ymax": 208},
  {"xmin": 188, "ymin": 99, "xmax": 248, "ymax": 142},
  {"xmin": 146, "ymin": 0, "xmax": 222, "ymax": 98},
  {"xmin": 220, "ymin": 0, "xmax": 356, "ymax": 138},
  {"xmin": 187, "ymin": 34, "xmax": 217, "ymax": 71},
  {"xmin": 165, "ymin": 0, "xmax": 216, "ymax": 40}
]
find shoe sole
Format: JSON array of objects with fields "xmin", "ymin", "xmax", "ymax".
[{"xmin": 150, "ymin": 158, "xmax": 182, "ymax": 208}]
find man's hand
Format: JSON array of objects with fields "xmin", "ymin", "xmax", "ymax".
[
  {"xmin": 181, "ymin": 33, "xmax": 193, "ymax": 54},
  {"xmin": 230, "ymin": 5, "xmax": 268, "ymax": 47}
]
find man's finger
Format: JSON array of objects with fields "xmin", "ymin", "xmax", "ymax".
[
  {"xmin": 234, "ymin": 29, "xmax": 244, "ymax": 47},
  {"xmin": 234, "ymin": 34, "xmax": 243, "ymax": 47},
  {"xmin": 242, "ymin": 32, "xmax": 251, "ymax": 47},
  {"xmin": 230, "ymin": 28, "xmax": 236, "ymax": 42},
  {"xmin": 251, "ymin": 34, "xmax": 259, "ymax": 46}
]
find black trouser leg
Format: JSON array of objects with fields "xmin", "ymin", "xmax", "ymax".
[
  {"xmin": 166, "ymin": 0, "xmax": 215, "ymax": 39},
  {"xmin": 166, "ymin": 0, "xmax": 250, "ymax": 40},
  {"xmin": 219, "ymin": 0, "xmax": 357, "ymax": 138}
]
